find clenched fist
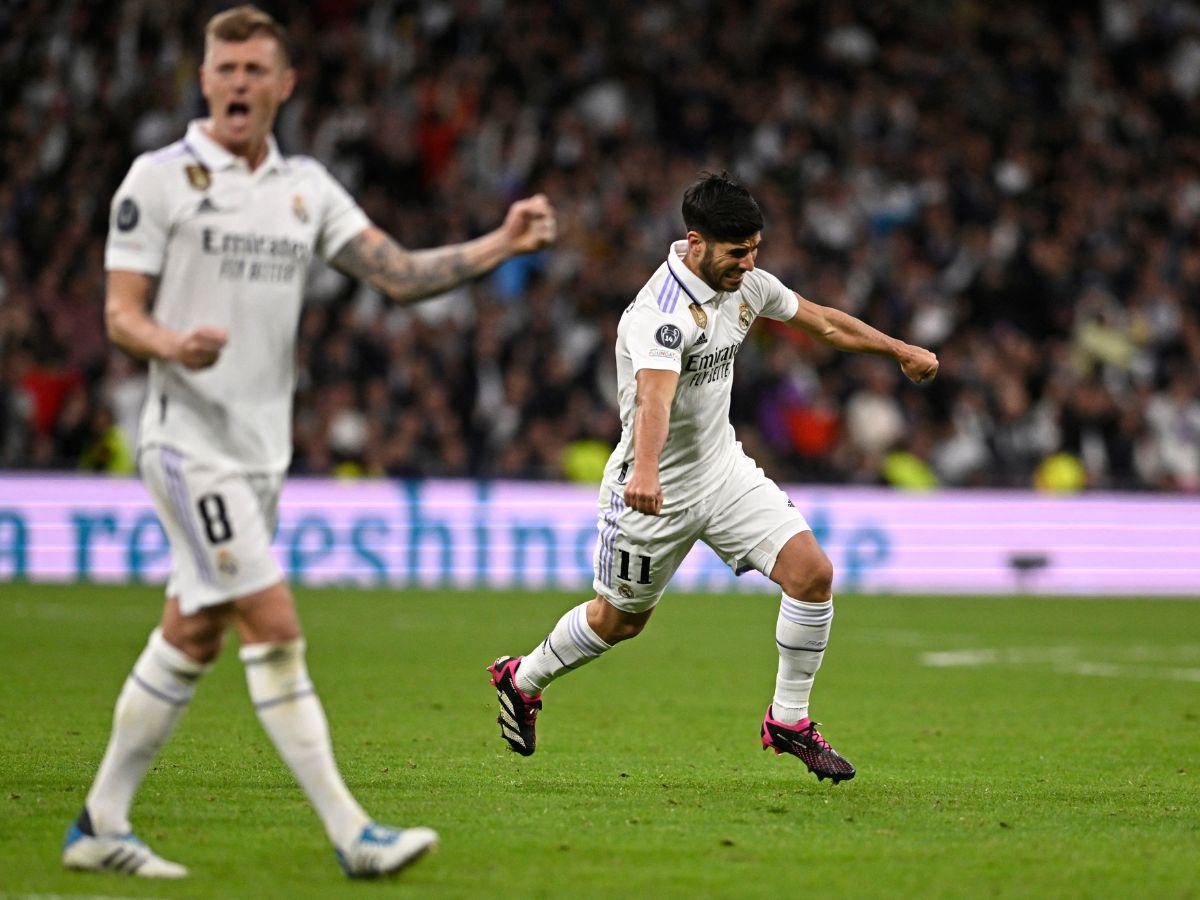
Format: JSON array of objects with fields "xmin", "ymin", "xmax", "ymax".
[
  {"xmin": 898, "ymin": 343, "xmax": 939, "ymax": 384},
  {"xmin": 624, "ymin": 466, "xmax": 664, "ymax": 516},
  {"xmin": 501, "ymin": 194, "xmax": 557, "ymax": 255},
  {"xmin": 172, "ymin": 327, "xmax": 228, "ymax": 370}
]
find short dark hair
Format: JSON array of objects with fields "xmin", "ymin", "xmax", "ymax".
[
  {"xmin": 205, "ymin": 5, "xmax": 290, "ymax": 65},
  {"xmin": 681, "ymin": 171, "xmax": 763, "ymax": 243}
]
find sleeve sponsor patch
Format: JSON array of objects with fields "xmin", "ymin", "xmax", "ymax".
[
  {"xmin": 655, "ymin": 324, "xmax": 682, "ymax": 349},
  {"xmin": 116, "ymin": 198, "xmax": 139, "ymax": 232},
  {"xmin": 648, "ymin": 347, "xmax": 678, "ymax": 359}
]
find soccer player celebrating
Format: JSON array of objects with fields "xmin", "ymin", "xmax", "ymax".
[
  {"xmin": 63, "ymin": 5, "xmax": 555, "ymax": 880},
  {"xmin": 490, "ymin": 172, "xmax": 936, "ymax": 782}
]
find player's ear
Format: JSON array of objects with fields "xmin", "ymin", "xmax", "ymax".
[
  {"xmin": 280, "ymin": 65, "xmax": 296, "ymax": 102},
  {"xmin": 686, "ymin": 231, "xmax": 706, "ymax": 259}
]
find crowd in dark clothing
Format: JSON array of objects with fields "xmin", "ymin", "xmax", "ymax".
[{"xmin": 1, "ymin": 0, "xmax": 1198, "ymax": 490}]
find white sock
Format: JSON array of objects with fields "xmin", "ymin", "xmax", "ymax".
[
  {"xmin": 772, "ymin": 594, "xmax": 833, "ymax": 725},
  {"xmin": 85, "ymin": 628, "xmax": 206, "ymax": 835},
  {"xmin": 240, "ymin": 639, "xmax": 369, "ymax": 850},
  {"xmin": 515, "ymin": 601, "xmax": 613, "ymax": 695}
]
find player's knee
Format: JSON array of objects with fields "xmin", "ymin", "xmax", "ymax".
[
  {"xmin": 240, "ymin": 637, "xmax": 306, "ymax": 671},
  {"xmin": 781, "ymin": 556, "xmax": 834, "ymax": 605},
  {"xmin": 587, "ymin": 595, "xmax": 651, "ymax": 644},
  {"xmin": 161, "ymin": 597, "xmax": 234, "ymax": 664},
  {"xmin": 234, "ymin": 582, "xmax": 302, "ymax": 645},
  {"xmin": 604, "ymin": 618, "xmax": 648, "ymax": 643},
  {"xmin": 162, "ymin": 622, "xmax": 226, "ymax": 664},
  {"xmin": 240, "ymin": 638, "xmax": 313, "ymax": 711},
  {"xmin": 181, "ymin": 632, "xmax": 225, "ymax": 665}
]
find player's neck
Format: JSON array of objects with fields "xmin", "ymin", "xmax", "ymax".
[{"xmin": 202, "ymin": 121, "xmax": 271, "ymax": 171}]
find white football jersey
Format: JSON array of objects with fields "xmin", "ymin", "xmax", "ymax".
[
  {"xmin": 105, "ymin": 120, "xmax": 369, "ymax": 472},
  {"xmin": 603, "ymin": 240, "xmax": 799, "ymax": 514}
]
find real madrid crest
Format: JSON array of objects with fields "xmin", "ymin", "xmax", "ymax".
[
  {"xmin": 216, "ymin": 549, "xmax": 239, "ymax": 576},
  {"xmin": 292, "ymin": 194, "xmax": 310, "ymax": 223},
  {"xmin": 738, "ymin": 302, "xmax": 753, "ymax": 330},
  {"xmin": 689, "ymin": 302, "xmax": 708, "ymax": 330},
  {"xmin": 185, "ymin": 164, "xmax": 211, "ymax": 191}
]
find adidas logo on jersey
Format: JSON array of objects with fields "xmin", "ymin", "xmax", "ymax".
[{"xmin": 695, "ymin": 332, "xmax": 708, "ymax": 345}]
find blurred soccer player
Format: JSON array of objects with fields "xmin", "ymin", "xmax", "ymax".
[
  {"xmin": 490, "ymin": 172, "xmax": 935, "ymax": 782},
  {"xmin": 63, "ymin": 5, "xmax": 555, "ymax": 880}
]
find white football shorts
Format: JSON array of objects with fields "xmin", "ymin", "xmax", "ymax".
[
  {"xmin": 139, "ymin": 444, "xmax": 285, "ymax": 615},
  {"xmin": 592, "ymin": 449, "xmax": 810, "ymax": 612}
]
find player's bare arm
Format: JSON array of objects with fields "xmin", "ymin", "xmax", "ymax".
[
  {"xmin": 331, "ymin": 194, "xmax": 557, "ymax": 305},
  {"xmin": 625, "ymin": 368, "xmax": 678, "ymax": 516},
  {"xmin": 786, "ymin": 292, "xmax": 939, "ymax": 383},
  {"xmin": 105, "ymin": 271, "xmax": 228, "ymax": 370}
]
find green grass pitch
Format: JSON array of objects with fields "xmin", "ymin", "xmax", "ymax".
[{"xmin": 1, "ymin": 584, "xmax": 1197, "ymax": 898}]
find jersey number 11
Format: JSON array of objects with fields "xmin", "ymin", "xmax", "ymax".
[{"xmin": 616, "ymin": 549, "xmax": 652, "ymax": 585}]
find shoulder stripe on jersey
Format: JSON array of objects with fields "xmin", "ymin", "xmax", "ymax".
[
  {"xmin": 655, "ymin": 274, "xmax": 672, "ymax": 309},
  {"xmin": 658, "ymin": 278, "xmax": 682, "ymax": 314},
  {"xmin": 147, "ymin": 142, "xmax": 189, "ymax": 166}
]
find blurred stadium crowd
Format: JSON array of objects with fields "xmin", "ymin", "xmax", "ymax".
[{"xmin": 1, "ymin": 0, "xmax": 1198, "ymax": 490}]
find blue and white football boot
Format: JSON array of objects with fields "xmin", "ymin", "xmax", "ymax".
[
  {"xmin": 62, "ymin": 809, "xmax": 188, "ymax": 878},
  {"xmin": 336, "ymin": 822, "xmax": 438, "ymax": 878}
]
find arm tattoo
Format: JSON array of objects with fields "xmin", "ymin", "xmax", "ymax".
[{"xmin": 331, "ymin": 227, "xmax": 476, "ymax": 305}]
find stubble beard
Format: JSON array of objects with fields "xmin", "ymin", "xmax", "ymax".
[
  {"xmin": 700, "ymin": 246, "xmax": 741, "ymax": 291},
  {"xmin": 699, "ymin": 246, "xmax": 723, "ymax": 291}
]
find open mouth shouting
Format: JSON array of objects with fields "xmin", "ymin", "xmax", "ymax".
[{"xmin": 226, "ymin": 100, "xmax": 251, "ymax": 127}]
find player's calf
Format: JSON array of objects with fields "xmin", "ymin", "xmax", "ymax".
[
  {"xmin": 82, "ymin": 628, "xmax": 209, "ymax": 838},
  {"xmin": 240, "ymin": 637, "xmax": 374, "ymax": 850}
]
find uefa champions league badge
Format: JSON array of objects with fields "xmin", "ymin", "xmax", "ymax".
[
  {"xmin": 115, "ymin": 198, "xmax": 139, "ymax": 231},
  {"xmin": 655, "ymin": 324, "xmax": 682, "ymax": 349}
]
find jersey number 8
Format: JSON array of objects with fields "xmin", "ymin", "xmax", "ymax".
[{"xmin": 197, "ymin": 493, "xmax": 234, "ymax": 545}]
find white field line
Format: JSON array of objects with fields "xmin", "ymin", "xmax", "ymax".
[
  {"xmin": 920, "ymin": 646, "xmax": 1200, "ymax": 682},
  {"xmin": 1067, "ymin": 662, "xmax": 1200, "ymax": 682}
]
